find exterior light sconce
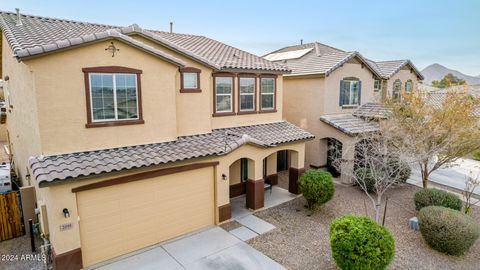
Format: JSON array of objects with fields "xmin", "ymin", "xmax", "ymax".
[
  {"xmin": 221, "ymin": 173, "xmax": 227, "ymax": 181},
  {"xmin": 62, "ymin": 208, "xmax": 70, "ymax": 218}
]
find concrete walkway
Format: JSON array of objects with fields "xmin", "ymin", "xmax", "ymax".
[
  {"xmin": 91, "ymin": 227, "xmax": 285, "ymax": 270},
  {"xmin": 408, "ymin": 158, "xmax": 480, "ymax": 195}
]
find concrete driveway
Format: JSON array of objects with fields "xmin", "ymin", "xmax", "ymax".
[
  {"xmin": 409, "ymin": 158, "xmax": 480, "ymax": 195},
  {"xmin": 90, "ymin": 227, "xmax": 285, "ymax": 270}
]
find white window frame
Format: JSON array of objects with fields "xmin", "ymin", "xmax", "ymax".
[
  {"xmin": 405, "ymin": 80, "xmax": 413, "ymax": 93},
  {"xmin": 343, "ymin": 80, "xmax": 360, "ymax": 106},
  {"xmin": 215, "ymin": 76, "xmax": 233, "ymax": 113},
  {"xmin": 239, "ymin": 77, "xmax": 255, "ymax": 112},
  {"xmin": 89, "ymin": 73, "xmax": 139, "ymax": 122},
  {"xmin": 260, "ymin": 77, "xmax": 275, "ymax": 110}
]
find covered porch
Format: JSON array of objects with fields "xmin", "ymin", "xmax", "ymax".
[{"xmin": 227, "ymin": 149, "xmax": 304, "ymax": 218}]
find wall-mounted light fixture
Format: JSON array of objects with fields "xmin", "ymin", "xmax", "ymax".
[
  {"xmin": 221, "ymin": 173, "xmax": 227, "ymax": 181},
  {"xmin": 4, "ymin": 76, "xmax": 9, "ymax": 81},
  {"xmin": 62, "ymin": 208, "xmax": 70, "ymax": 218}
]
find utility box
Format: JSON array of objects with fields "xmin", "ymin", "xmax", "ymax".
[{"xmin": 0, "ymin": 163, "xmax": 12, "ymax": 193}]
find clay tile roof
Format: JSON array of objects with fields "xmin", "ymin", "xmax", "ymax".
[
  {"xmin": 352, "ymin": 102, "xmax": 391, "ymax": 119},
  {"xmin": 368, "ymin": 59, "xmax": 424, "ymax": 80},
  {"xmin": 29, "ymin": 121, "xmax": 314, "ymax": 186},
  {"xmin": 320, "ymin": 114, "xmax": 380, "ymax": 136},
  {"xmin": 264, "ymin": 43, "xmax": 381, "ymax": 78},
  {"xmin": 0, "ymin": 11, "xmax": 288, "ymax": 72}
]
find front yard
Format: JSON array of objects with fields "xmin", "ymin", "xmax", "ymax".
[{"xmin": 246, "ymin": 183, "xmax": 480, "ymax": 269}]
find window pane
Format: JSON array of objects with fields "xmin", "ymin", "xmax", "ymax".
[
  {"xmin": 215, "ymin": 77, "xmax": 232, "ymax": 94},
  {"xmin": 261, "ymin": 94, "xmax": 274, "ymax": 109},
  {"xmin": 351, "ymin": 81, "xmax": 359, "ymax": 104},
  {"xmin": 240, "ymin": 77, "xmax": 255, "ymax": 93},
  {"xmin": 115, "ymin": 74, "xmax": 138, "ymax": 120},
  {"xmin": 261, "ymin": 78, "xmax": 274, "ymax": 93},
  {"xmin": 216, "ymin": 95, "xmax": 232, "ymax": 112},
  {"xmin": 183, "ymin": 73, "xmax": 198, "ymax": 89},
  {"xmin": 240, "ymin": 95, "xmax": 254, "ymax": 111},
  {"xmin": 90, "ymin": 74, "xmax": 115, "ymax": 121}
]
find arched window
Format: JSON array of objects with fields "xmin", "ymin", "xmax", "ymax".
[
  {"xmin": 405, "ymin": 80, "xmax": 413, "ymax": 93},
  {"xmin": 392, "ymin": 79, "xmax": 402, "ymax": 100}
]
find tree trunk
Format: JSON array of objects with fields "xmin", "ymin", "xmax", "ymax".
[
  {"xmin": 421, "ymin": 161, "xmax": 429, "ymax": 188},
  {"xmin": 374, "ymin": 196, "xmax": 382, "ymax": 223}
]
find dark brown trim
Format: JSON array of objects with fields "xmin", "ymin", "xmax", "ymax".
[
  {"xmin": 265, "ymin": 173, "xmax": 278, "ymax": 186},
  {"xmin": 288, "ymin": 167, "xmax": 305, "ymax": 195},
  {"xmin": 229, "ymin": 182, "xmax": 246, "ymax": 198},
  {"xmin": 72, "ymin": 162, "xmax": 219, "ymax": 193},
  {"xmin": 237, "ymin": 74, "xmax": 257, "ymax": 114},
  {"xmin": 212, "ymin": 73, "xmax": 235, "ymax": 117},
  {"xmin": 83, "ymin": 66, "xmax": 144, "ymax": 128},
  {"xmin": 259, "ymin": 75, "xmax": 277, "ymax": 113},
  {"xmin": 85, "ymin": 119, "xmax": 145, "ymax": 128},
  {"xmin": 218, "ymin": 203, "xmax": 232, "ymax": 223},
  {"xmin": 82, "ymin": 66, "xmax": 142, "ymax": 74},
  {"xmin": 246, "ymin": 178, "xmax": 264, "ymax": 210},
  {"xmin": 52, "ymin": 248, "xmax": 83, "ymax": 270},
  {"xmin": 180, "ymin": 67, "xmax": 202, "ymax": 93}
]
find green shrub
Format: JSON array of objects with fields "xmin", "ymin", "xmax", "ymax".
[
  {"xmin": 472, "ymin": 150, "xmax": 480, "ymax": 161},
  {"xmin": 414, "ymin": 188, "xmax": 462, "ymax": 211},
  {"xmin": 298, "ymin": 170, "xmax": 334, "ymax": 210},
  {"xmin": 354, "ymin": 167, "xmax": 376, "ymax": 193},
  {"xmin": 389, "ymin": 160, "xmax": 411, "ymax": 184},
  {"xmin": 330, "ymin": 215, "xmax": 395, "ymax": 270},
  {"xmin": 418, "ymin": 206, "xmax": 480, "ymax": 255}
]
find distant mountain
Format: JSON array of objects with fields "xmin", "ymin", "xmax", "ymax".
[{"xmin": 421, "ymin": 63, "xmax": 480, "ymax": 86}]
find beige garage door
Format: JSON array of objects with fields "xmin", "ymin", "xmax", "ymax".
[{"xmin": 76, "ymin": 166, "xmax": 215, "ymax": 267}]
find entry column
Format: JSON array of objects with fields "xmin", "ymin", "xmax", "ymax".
[
  {"xmin": 288, "ymin": 150, "xmax": 305, "ymax": 195},
  {"xmin": 246, "ymin": 159, "xmax": 264, "ymax": 210}
]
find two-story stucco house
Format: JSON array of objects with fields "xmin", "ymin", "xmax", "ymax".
[
  {"xmin": 0, "ymin": 11, "xmax": 313, "ymax": 269},
  {"xmin": 264, "ymin": 42, "xmax": 423, "ymax": 183}
]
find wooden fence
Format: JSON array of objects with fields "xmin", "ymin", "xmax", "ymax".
[{"xmin": 0, "ymin": 191, "xmax": 23, "ymax": 241}]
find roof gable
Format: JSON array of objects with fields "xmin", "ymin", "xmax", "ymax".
[{"xmin": 0, "ymin": 11, "xmax": 288, "ymax": 73}]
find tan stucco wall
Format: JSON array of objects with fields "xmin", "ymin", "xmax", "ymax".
[
  {"xmin": 37, "ymin": 141, "xmax": 306, "ymax": 254},
  {"xmin": 283, "ymin": 59, "xmax": 377, "ymax": 167},
  {"xmin": 385, "ymin": 67, "xmax": 419, "ymax": 97},
  {"xmin": 27, "ymin": 41, "xmax": 179, "ymax": 155},
  {"xmin": 229, "ymin": 159, "xmax": 241, "ymax": 185},
  {"xmin": 2, "ymin": 35, "xmax": 42, "ymax": 185},
  {"xmin": 130, "ymin": 35, "xmax": 284, "ymax": 131},
  {"xmin": 324, "ymin": 61, "xmax": 379, "ymax": 114}
]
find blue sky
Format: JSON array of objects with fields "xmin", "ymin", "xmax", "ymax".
[{"xmin": 3, "ymin": 0, "xmax": 480, "ymax": 75}]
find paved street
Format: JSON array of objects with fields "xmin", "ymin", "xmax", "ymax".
[{"xmin": 408, "ymin": 158, "xmax": 480, "ymax": 195}]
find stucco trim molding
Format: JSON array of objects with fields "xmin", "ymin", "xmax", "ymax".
[
  {"xmin": 179, "ymin": 67, "xmax": 202, "ymax": 93},
  {"xmin": 71, "ymin": 162, "xmax": 219, "ymax": 193}
]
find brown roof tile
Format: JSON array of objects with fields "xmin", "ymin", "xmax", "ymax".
[{"xmin": 29, "ymin": 121, "xmax": 314, "ymax": 186}]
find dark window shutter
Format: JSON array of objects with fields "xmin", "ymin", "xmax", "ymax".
[
  {"xmin": 339, "ymin": 80, "xmax": 345, "ymax": 106},
  {"xmin": 358, "ymin": 81, "xmax": 362, "ymax": 105}
]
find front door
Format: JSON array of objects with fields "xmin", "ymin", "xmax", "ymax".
[
  {"xmin": 327, "ymin": 138, "xmax": 342, "ymax": 177},
  {"xmin": 277, "ymin": 150, "xmax": 289, "ymax": 171}
]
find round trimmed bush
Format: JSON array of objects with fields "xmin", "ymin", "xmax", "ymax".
[
  {"xmin": 414, "ymin": 188, "xmax": 462, "ymax": 211},
  {"xmin": 418, "ymin": 206, "xmax": 480, "ymax": 255},
  {"xmin": 330, "ymin": 215, "xmax": 395, "ymax": 270},
  {"xmin": 298, "ymin": 170, "xmax": 334, "ymax": 209},
  {"xmin": 354, "ymin": 167, "xmax": 376, "ymax": 193}
]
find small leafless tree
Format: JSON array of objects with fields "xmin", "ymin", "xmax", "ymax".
[
  {"xmin": 332, "ymin": 130, "xmax": 415, "ymax": 223},
  {"xmin": 463, "ymin": 171, "xmax": 480, "ymax": 215}
]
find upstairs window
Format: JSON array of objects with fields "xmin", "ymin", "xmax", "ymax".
[
  {"xmin": 339, "ymin": 78, "xmax": 361, "ymax": 106},
  {"xmin": 393, "ymin": 79, "xmax": 402, "ymax": 100},
  {"xmin": 238, "ymin": 76, "xmax": 256, "ymax": 112},
  {"xmin": 374, "ymin": 79, "xmax": 381, "ymax": 92},
  {"xmin": 180, "ymin": 67, "xmax": 201, "ymax": 93},
  {"xmin": 260, "ymin": 77, "xmax": 276, "ymax": 111},
  {"xmin": 214, "ymin": 75, "xmax": 234, "ymax": 114},
  {"xmin": 405, "ymin": 80, "xmax": 413, "ymax": 93},
  {"xmin": 83, "ymin": 66, "xmax": 143, "ymax": 127}
]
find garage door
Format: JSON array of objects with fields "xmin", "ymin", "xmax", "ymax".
[{"xmin": 76, "ymin": 166, "xmax": 215, "ymax": 267}]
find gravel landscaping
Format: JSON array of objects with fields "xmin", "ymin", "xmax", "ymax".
[
  {"xmin": 0, "ymin": 234, "xmax": 44, "ymax": 270},
  {"xmin": 248, "ymin": 182, "xmax": 480, "ymax": 270}
]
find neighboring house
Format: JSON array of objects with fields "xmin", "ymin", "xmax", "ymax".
[
  {"xmin": 0, "ymin": 11, "xmax": 313, "ymax": 269},
  {"xmin": 264, "ymin": 42, "xmax": 423, "ymax": 182}
]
